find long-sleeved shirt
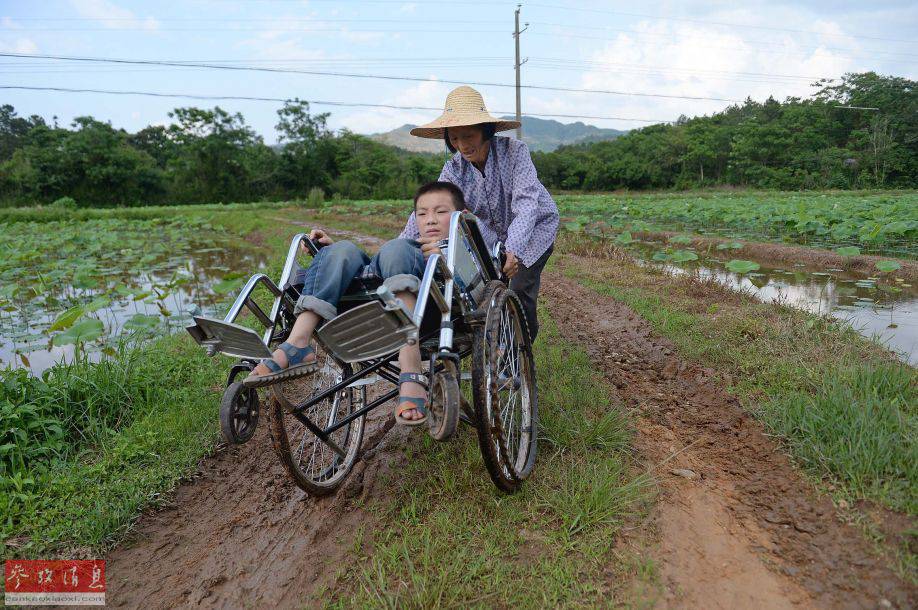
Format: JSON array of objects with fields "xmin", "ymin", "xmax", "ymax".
[{"xmin": 399, "ymin": 136, "xmax": 559, "ymax": 268}]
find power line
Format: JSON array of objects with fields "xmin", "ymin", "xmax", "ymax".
[
  {"xmin": 13, "ymin": 10, "xmax": 912, "ymax": 46},
  {"xmin": 0, "ymin": 85, "xmax": 670, "ymax": 123},
  {"xmin": 527, "ymin": 59, "xmax": 824, "ymax": 87},
  {"xmin": 0, "ymin": 52, "xmax": 745, "ymax": 103},
  {"xmin": 178, "ymin": 0, "xmax": 917, "ymax": 43},
  {"xmin": 2, "ymin": 26, "xmax": 509, "ymax": 33}
]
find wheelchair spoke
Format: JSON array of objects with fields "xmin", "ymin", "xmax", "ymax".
[{"xmin": 273, "ymin": 348, "xmax": 366, "ymax": 490}]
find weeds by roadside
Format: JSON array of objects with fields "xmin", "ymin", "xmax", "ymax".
[
  {"xmin": 325, "ymin": 311, "xmax": 652, "ymax": 608},
  {"xmin": 1, "ymin": 336, "xmax": 229, "ymax": 560},
  {"xmin": 556, "ymin": 235, "xmax": 916, "ymax": 579}
]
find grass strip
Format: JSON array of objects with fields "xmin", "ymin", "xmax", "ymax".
[
  {"xmin": 325, "ymin": 309, "xmax": 652, "ymax": 608},
  {"xmin": 1, "ymin": 336, "xmax": 229, "ymax": 560}
]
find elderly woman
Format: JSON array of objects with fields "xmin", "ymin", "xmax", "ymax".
[{"xmin": 400, "ymin": 86, "xmax": 559, "ymax": 340}]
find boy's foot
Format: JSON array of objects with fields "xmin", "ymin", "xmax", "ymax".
[
  {"xmin": 243, "ymin": 341, "xmax": 319, "ymax": 388},
  {"xmin": 396, "ymin": 372, "xmax": 428, "ymax": 425}
]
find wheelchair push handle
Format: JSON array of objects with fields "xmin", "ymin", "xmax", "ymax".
[
  {"xmin": 492, "ymin": 241, "xmax": 508, "ymax": 281},
  {"xmin": 299, "ymin": 230, "xmax": 330, "ymax": 257}
]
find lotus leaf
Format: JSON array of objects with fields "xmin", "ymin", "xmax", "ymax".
[
  {"xmin": 726, "ymin": 260, "xmax": 760, "ymax": 274},
  {"xmin": 52, "ymin": 319, "xmax": 104, "ymax": 346}
]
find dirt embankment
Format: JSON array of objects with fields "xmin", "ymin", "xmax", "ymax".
[
  {"xmin": 632, "ymin": 230, "xmax": 918, "ymax": 282},
  {"xmin": 541, "ymin": 270, "xmax": 915, "ymax": 609}
]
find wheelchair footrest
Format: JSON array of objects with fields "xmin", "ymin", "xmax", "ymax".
[
  {"xmin": 186, "ymin": 316, "xmax": 274, "ymax": 360},
  {"xmin": 317, "ymin": 300, "xmax": 417, "ymax": 363}
]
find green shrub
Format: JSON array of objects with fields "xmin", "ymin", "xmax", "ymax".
[
  {"xmin": 304, "ymin": 186, "xmax": 325, "ymax": 209},
  {"xmin": 50, "ymin": 196, "xmax": 77, "ymax": 209}
]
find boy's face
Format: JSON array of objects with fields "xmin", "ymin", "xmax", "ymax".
[{"xmin": 415, "ymin": 191, "xmax": 458, "ymax": 240}]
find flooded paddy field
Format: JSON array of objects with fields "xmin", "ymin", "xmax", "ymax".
[{"xmin": 1, "ymin": 216, "xmax": 266, "ymax": 373}]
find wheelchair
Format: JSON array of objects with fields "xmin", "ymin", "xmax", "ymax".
[{"xmin": 186, "ymin": 212, "xmax": 538, "ymax": 495}]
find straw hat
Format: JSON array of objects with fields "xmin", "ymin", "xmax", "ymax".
[{"xmin": 410, "ymin": 86, "xmax": 520, "ymax": 139}]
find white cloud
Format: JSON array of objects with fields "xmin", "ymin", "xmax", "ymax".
[
  {"xmin": 0, "ymin": 37, "xmax": 38, "ymax": 54},
  {"xmin": 522, "ymin": 12, "xmax": 859, "ymax": 130},
  {"xmin": 333, "ymin": 78, "xmax": 454, "ymax": 134},
  {"xmin": 68, "ymin": 0, "xmax": 159, "ymax": 30}
]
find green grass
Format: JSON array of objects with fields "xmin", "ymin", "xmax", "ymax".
[
  {"xmin": 325, "ymin": 310, "xmax": 653, "ymax": 608},
  {"xmin": 761, "ymin": 364, "xmax": 916, "ymax": 512},
  {"xmin": 557, "ymin": 237, "xmax": 916, "ymax": 578},
  {"xmin": 1, "ymin": 335, "xmax": 229, "ymax": 559},
  {"xmin": 0, "ymin": 204, "xmax": 294, "ymax": 560}
]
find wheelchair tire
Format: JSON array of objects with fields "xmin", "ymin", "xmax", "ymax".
[
  {"xmin": 266, "ymin": 348, "xmax": 366, "ymax": 496},
  {"xmin": 472, "ymin": 282, "xmax": 538, "ymax": 493},
  {"xmin": 427, "ymin": 361, "xmax": 460, "ymax": 441},
  {"xmin": 220, "ymin": 381, "xmax": 260, "ymax": 445}
]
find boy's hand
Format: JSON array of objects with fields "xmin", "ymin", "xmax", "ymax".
[
  {"xmin": 308, "ymin": 229, "xmax": 333, "ymax": 247},
  {"xmin": 419, "ymin": 236, "xmax": 442, "ymax": 259},
  {"xmin": 503, "ymin": 251, "xmax": 520, "ymax": 278}
]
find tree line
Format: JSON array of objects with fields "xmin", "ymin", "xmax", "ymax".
[
  {"xmin": 0, "ymin": 100, "xmax": 447, "ymax": 207},
  {"xmin": 532, "ymin": 73, "xmax": 916, "ymax": 191},
  {"xmin": 0, "ymin": 72, "xmax": 914, "ymax": 208}
]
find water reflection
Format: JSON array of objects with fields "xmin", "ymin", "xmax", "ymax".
[{"xmin": 631, "ymin": 242, "xmax": 917, "ymax": 366}]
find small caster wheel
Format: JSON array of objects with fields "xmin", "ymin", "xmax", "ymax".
[{"xmin": 220, "ymin": 381, "xmax": 260, "ymax": 444}]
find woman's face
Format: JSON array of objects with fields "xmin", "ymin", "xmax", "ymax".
[
  {"xmin": 415, "ymin": 190, "xmax": 456, "ymax": 240},
  {"xmin": 448, "ymin": 126, "xmax": 489, "ymax": 165}
]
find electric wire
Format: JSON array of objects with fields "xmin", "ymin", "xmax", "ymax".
[
  {"xmin": 0, "ymin": 52, "xmax": 747, "ymax": 102},
  {"xmin": 0, "ymin": 85, "xmax": 672, "ymax": 123}
]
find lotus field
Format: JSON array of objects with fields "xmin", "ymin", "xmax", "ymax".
[{"xmin": 553, "ymin": 191, "xmax": 918, "ymax": 258}]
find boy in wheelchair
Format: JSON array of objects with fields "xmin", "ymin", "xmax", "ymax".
[{"xmin": 243, "ymin": 181, "xmax": 497, "ymax": 426}]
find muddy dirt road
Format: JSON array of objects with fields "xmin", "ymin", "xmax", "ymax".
[
  {"xmin": 106, "ymin": 387, "xmax": 404, "ymax": 608},
  {"xmin": 541, "ymin": 266, "xmax": 914, "ymax": 610},
  {"xmin": 103, "ymin": 251, "xmax": 914, "ymax": 609}
]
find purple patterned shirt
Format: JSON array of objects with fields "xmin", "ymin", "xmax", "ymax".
[{"xmin": 399, "ymin": 136, "xmax": 559, "ymax": 268}]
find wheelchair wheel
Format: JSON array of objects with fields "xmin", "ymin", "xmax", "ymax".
[
  {"xmin": 427, "ymin": 360, "xmax": 460, "ymax": 441},
  {"xmin": 472, "ymin": 282, "xmax": 538, "ymax": 493},
  {"xmin": 220, "ymin": 381, "xmax": 260, "ymax": 444},
  {"xmin": 267, "ymin": 346, "xmax": 366, "ymax": 496}
]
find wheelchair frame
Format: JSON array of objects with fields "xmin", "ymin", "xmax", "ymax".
[{"xmin": 187, "ymin": 211, "xmax": 538, "ymax": 494}]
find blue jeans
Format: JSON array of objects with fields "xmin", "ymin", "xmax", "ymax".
[{"xmin": 294, "ymin": 239, "xmax": 426, "ymax": 321}]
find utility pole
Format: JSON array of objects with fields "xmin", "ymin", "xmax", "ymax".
[{"xmin": 513, "ymin": 4, "xmax": 528, "ymax": 140}]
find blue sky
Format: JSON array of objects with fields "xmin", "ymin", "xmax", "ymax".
[{"xmin": 1, "ymin": 0, "xmax": 916, "ymax": 143}]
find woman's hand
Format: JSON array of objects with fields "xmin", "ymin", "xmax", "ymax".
[
  {"xmin": 503, "ymin": 250, "xmax": 520, "ymax": 278},
  {"xmin": 419, "ymin": 236, "xmax": 442, "ymax": 259},
  {"xmin": 308, "ymin": 228, "xmax": 333, "ymax": 247}
]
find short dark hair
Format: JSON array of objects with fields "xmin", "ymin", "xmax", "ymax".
[
  {"xmin": 443, "ymin": 123, "xmax": 497, "ymax": 154},
  {"xmin": 414, "ymin": 181, "xmax": 466, "ymax": 211}
]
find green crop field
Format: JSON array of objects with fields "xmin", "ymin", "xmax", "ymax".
[
  {"xmin": 556, "ymin": 191, "xmax": 918, "ymax": 257},
  {"xmin": 333, "ymin": 191, "xmax": 918, "ymax": 258}
]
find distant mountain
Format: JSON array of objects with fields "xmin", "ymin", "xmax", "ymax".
[{"xmin": 369, "ymin": 116, "xmax": 626, "ymax": 154}]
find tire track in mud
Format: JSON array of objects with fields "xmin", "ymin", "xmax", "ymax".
[
  {"xmin": 106, "ymin": 382, "xmax": 406, "ymax": 609},
  {"xmin": 541, "ymin": 269, "xmax": 915, "ymax": 609}
]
